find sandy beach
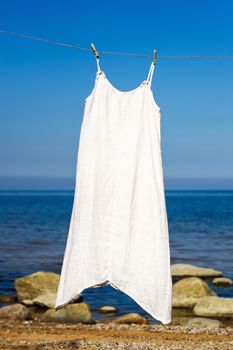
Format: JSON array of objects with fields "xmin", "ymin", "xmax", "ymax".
[{"xmin": 0, "ymin": 319, "xmax": 233, "ymax": 350}]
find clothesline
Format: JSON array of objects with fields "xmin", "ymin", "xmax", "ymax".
[{"xmin": 1, "ymin": 29, "xmax": 233, "ymax": 60}]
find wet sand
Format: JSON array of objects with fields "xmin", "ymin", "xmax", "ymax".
[{"xmin": 0, "ymin": 319, "xmax": 233, "ymax": 350}]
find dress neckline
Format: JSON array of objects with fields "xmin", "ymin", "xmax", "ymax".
[{"xmin": 96, "ymin": 71, "xmax": 150, "ymax": 94}]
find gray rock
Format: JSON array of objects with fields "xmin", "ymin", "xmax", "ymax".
[
  {"xmin": 193, "ymin": 296, "xmax": 233, "ymax": 318},
  {"xmin": 187, "ymin": 317, "xmax": 223, "ymax": 328},
  {"xmin": 97, "ymin": 306, "xmax": 118, "ymax": 314},
  {"xmin": 0, "ymin": 303, "xmax": 31, "ymax": 320},
  {"xmin": 172, "ymin": 277, "xmax": 216, "ymax": 308},
  {"xmin": 109, "ymin": 313, "xmax": 148, "ymax": 325},
  {"xmin": 40, "ymin": 302, "xmax": 93, "ymax": 323},
  {"xmin": 171, "ymin": 264, "xmax": 223, "ymax": 278},
  {"xmin": 212, "ymin": 277, "xmax": 233, "ymax": 286},
  {"xmin": 15, "ymin": 271, "xmax": 60, "ymax": 302}
]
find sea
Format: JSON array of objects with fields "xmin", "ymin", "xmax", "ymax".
[{"xmin": 0, "ymin": 189, "xmax": 232, "ymax": 324}]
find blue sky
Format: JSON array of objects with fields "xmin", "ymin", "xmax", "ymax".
[{"xmin": 0, "ymin": 0, "xmax": 233, "ymax": 189}]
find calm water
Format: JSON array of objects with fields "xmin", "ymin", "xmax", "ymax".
[{"xmin": 0, "ymin": 189, "xmax": 232, "ymax": 324}]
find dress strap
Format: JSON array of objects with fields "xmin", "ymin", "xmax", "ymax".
[
  {"xmin": 146, "ymin": 62, "xmax": 155, "ymax": 86},
  {"xmin": 96, "ymin": 56, "xmax": 102, "ymax": 73}
]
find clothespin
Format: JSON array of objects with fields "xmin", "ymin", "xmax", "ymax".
[
  {"xmin": 90, "ymin": 43, "xmax": 99, "ymax": 59},
  {"xmin": 153, "ymin": 49, "xmax": 157, "ymax": 66}
]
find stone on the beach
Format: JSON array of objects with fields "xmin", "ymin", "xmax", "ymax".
[
  {"xmin": 172, "ymin": 307, "xmax": 193, "ymax": 317},
  {"xmin": 21, "ymin": 299, "xmax": 35, "ymax": 306},
  {"xmin": 212, "ymin": 277, "xmax": 233, "ymax": 286},
  {"xmin": 110, "ymin": 313, "xmax": 148, "ymax": 325},
  {"xmin": 187, "ymin": 317, "xmax": 223, "ymax": 328},
  {"xmin": 0, "ymin": 295, "xmax": 17, "ymax": 304},
  {"xmin": 40, "ymin": 302, "xmax": 93, "ymax": 323},
  {"xmin": 98, "ymin": 306, "xmax": 118, "ymax": 314},
  {"xmin": 0, "ymin": 303, "xmax": 31, "ymax": 320},
  {"xmin": 172, "ymin": 277, "xmax": 216, "ymax": 308},
  {"xmin": 32, "ymin": 293, "xmax": 57, "ymax": 308},
  {"xmin": 171, "ymin": 264, "xmax": 223, "ymax": 278},
  {"xmin": 22, "ymin": 293, "xmax": 83, "ymax": 309},
  {"xmin": 15, "ymin": 271, "xmax": 60, "ymax": 302},
  {"xmin": 193, "ymin": 296, "xmax": 233, "ymax": 317}
]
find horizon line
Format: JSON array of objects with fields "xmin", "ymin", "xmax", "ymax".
[{"xmin": 0, "ymin": 175, "xmax": 232, "ymax": 190}]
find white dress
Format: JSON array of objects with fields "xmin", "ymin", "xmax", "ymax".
[{"xmin": 55, "ymin": 56, "xmax": 172, "ymax": 324}]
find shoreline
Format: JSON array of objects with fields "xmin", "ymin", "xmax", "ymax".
[{"xmin": 0, "ymin": 319, "xmax": 233, "ymax": 350}]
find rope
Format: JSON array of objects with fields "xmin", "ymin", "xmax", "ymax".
[{"xmin": 1, "ymin": 29, "xmax": 233, "ymax": 60}]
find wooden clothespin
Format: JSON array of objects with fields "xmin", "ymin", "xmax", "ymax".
[
  {"xmin": 90, "ymin": 43, "xmax": 99, "ymax": 59},
  {"xmin": 153, "ymin": 49, "xmax": 157, "ymax": 66}
]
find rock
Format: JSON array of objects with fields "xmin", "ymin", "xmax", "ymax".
[
  {"xmin": 97, "ymin": 306, "xmax": 118, "ymax": 314},
  {"xmin": 193, "ymin": 296, "xmax": 233, "ymax": 318},
  {"xmin": 22, "ymin": 299, "xmax": 35, "ymax": 306},
  {"xmin": 0, "ymin": 303, "xmax": 31, "ymax": 320},
  {"xmin": 32, "ymin": 293, "xmax": 57, "ymax": 308},
  {"xmin": 187, "ymin": 317, "xmax": 223, "ymax": 328},
  {"xmin": 172, "ymin": 277, "xmax": 216, "ymax": 308},
  {"xmin": 172, "ymin": 297, "xmax": 199, "ymax": 308},
  {"xmin": 0, "ymin": 295, "xmax": 17, "ymax": 304},
  {"xmin": 172, "ymin": 307, "xmax": 193, "ymax": 317},
  {"xmin": 110, "ymin": 313, "xmax": 148, "ymax": 325},
  {"xmin": 15, "ymin": 271, "xmax": 61, "ymax": 302},
  {"xmin": 40, "ymin": 302, "xmax": 93, "ymax": 323},
  {"xmin": 22, "ymin": 293, "xmax": 83, "ymax": 309},
  {"xmin": 171, "ymin": 264, "xmax": 223, "ymax": 278},
  {"xmin": 212, "ymin": 277, "xmax": 233, "ymax": 286}
]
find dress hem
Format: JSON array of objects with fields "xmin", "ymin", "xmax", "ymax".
[{"xmin": 55, "ymin": 278, "xmax": 172, "ymax": 325}]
